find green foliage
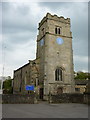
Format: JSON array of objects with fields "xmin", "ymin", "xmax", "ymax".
[
  {"xmin": 3, "ymin": 79, "xmax": 12, "ymax": 89},
  {"xmin": 3, "ymin": 79, "xmax": 13, "ymax": 94},
  {"xmin": 74, "ymin": 72, "xmax": 89, "ymax": 80}
]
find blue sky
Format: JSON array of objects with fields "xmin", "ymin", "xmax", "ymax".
[{"xmin": 0, "ymin": 2, "xmax": 88, "ymax": 77}]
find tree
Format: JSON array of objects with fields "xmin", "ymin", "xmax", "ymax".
[
  {"xmin": 74, "ymin": 71, "xmax": 89, "ymax": 80},
  {"xmin": 3, "ymin": 78, "xmax": 13, "ymax": 94}
]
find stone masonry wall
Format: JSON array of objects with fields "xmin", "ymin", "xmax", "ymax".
[
  {"xmin": 2, "ymin": 94, "xmax": 36, "ymax": 104},
  {"xmin": 49, "ymin": 93, "xmax": 86, "ymax": 104}
]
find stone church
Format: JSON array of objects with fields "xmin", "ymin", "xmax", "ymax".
[{"xmin": 13, "ymin": 13, "xmax": 75, "ymax": 100}]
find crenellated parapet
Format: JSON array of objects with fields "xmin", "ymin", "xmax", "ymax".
[{"xmin": 39, "ymin": 13, "xmax": 70, "ymax": 29}]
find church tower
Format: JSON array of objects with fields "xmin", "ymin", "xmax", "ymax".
[{"xmin": 36, "ymin": 13, "xmax": 75, "ymax": 100}]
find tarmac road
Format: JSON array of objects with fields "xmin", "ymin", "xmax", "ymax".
[
  {"xmin": 2, "ymin": 102, "xmax": 88, "ymax": 118},
  {"xmin": 0, "ymin": 104, "xmax": 2, "ymax": 120}
]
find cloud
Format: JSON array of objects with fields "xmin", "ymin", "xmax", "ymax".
[
  {"xmin": 0, "ymin": 2, "xmax": 88, "ymax": 77},
  {"xmin": 1, "ymin": 39, "xmax": 36, "ymax": 77},
  {"xmin": 73, "ymin": 55, "xmax": 88, "ymax": 72},
  {"xmin": 74, "ymin": 55, "xmax": 88, "ymax": 63},
  {"xmin": 2, "ymin": 3, "xmax": 37, "ymax": 34},
  {"xmin": 38, "ymin": 2, "xmax": 88, "ymax": 56},
  {"xmin": 38, "ymin": 2, "xmax": 74, "ymax": 12}
]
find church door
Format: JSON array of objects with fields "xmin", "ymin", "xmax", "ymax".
[{"xmin": 39, "ymin": 88, "xmax": 43, "ymax": 100}]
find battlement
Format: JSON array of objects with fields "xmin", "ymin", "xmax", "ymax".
[{"xmin": 39, "ymin": 13, "xmax": 70, "ymax": 28}]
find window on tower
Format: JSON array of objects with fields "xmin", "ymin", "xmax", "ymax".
[
  {"xmin": 58, "ymin": 28, "xmax": 60, "ymax": 34},
  {"xmin": 55, "ymin": 28, "xmax": 57, "ymax": 34},
  {"xmin": 55, "ymin": 68, "xmax": 62, "ymax": 81},
  {"xmin": 55, "ymin": 27, "xmax": 61, "ymax": 35}
]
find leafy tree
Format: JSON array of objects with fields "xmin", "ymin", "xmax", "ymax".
[
  {"xmin": 74, "ymin": 71, "xmax": 89, "ymax": 80},
  {"xmin": 3, "ymin": 79, "xmax": 13, "ymax": 94}
]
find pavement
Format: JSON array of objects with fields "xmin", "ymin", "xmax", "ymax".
[
  {"xmin": 0, "ymin": 104, "xmax": 2, "ymax": 120},
  {"xmin": 0, "ymin": 94, "xmax": 2, "ymax": 120},
  {"xmin": 2, "ymin": 102, "xmax": 88, "ymax": 118}
]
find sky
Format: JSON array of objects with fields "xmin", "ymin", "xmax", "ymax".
[{"xmin": 0, "ymin": 2, "xmax": 88, "ymax": 78}]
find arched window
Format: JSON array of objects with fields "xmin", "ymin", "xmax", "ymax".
[
  {"xmin": 55, "ymin": 27, "xmax": 61, "ymax": 34},
  {"xmin": 58, "ymin": 28, "xmax": 61, "ymax": 34},
  {"xmin": 55, "ymin": 68, "xmax": 62, "ymax": 81},
  {"xmin": 55, "ymin": 28, "xmax": 57, "ymax": 34}
]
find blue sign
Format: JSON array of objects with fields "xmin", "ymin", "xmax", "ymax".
[
  {"xmin": 26, "ymin": 85, "xmax": 34, "ymax": 91},
  {"xmin": 56, "ymin": 37, "xmax": 64, "ymax": 45}
]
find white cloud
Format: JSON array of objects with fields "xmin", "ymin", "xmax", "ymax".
[
  {"xmin": 2, "ymin": 0, "xmax": 89, "ymax": 2},
  {"xmin": 0, "ymin": 2, "xmax": 88, "ymax": 78},
  {"xmin": 0, "ymin": 64, "xmax": 3, "ymax": 76},
  {"xmin": 73, "ymin": 55, "xmax": 88, "ymax": 72},
  {"xmin": 0, "ymin": 35, "xmax": 2, "ymax": 41},
  {"xmin": 82, "ymin": 69, "xmax": 88, "ymax": 73},
  {"xmin": 74, "ymin": 55, "xmax": 88, "ymax": 63}
]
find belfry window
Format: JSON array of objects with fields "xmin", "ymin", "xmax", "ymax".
[
  {"xmin": 55, "ymin": 68, "xmax": 62, "ymax": 81},
  {"xmin": 55, "ymin": 28, "xmax": 57, "ymax": 34},
  {"xmin": 55, "ymin": 27, "xmax": 61, "ymax": 35},
  {"xmin": 58, "ymin": 28, "xmax": 60, "ymax": 34}
]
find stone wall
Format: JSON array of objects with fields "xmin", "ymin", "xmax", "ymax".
[
  {"xmin": 84, "ymin": 93, "xmax": 90, "ymax": 104},
  {"xmin": 2, "ymin": 94, "xmax": 37, "ymax": 104},
  {"xmin": 49, "ymin": 93, "xmax": 86, "ymax": 104},
  {"xmin": 13, "ymin": 60, "xmax": 39, "ymax": 95},
  {"xmin": 2, "ymin": 93, "xmax": 89, "ymax": 104}
]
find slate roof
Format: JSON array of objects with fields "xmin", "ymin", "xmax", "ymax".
[{"xmin": 75, "ymin": 80, "xmax": 88, "ymax": 85}]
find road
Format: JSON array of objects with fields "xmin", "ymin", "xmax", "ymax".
[
  {"xmin": 0, "ymin": 90, "xmax": 2, "ymax": 95},
  {"xmin": 2, "ymin": 102, "xmax": 88, "ymax": 118},
  {"xmin": 0, "ymin": 94, "xmax": 2, "ymax": 120}
]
